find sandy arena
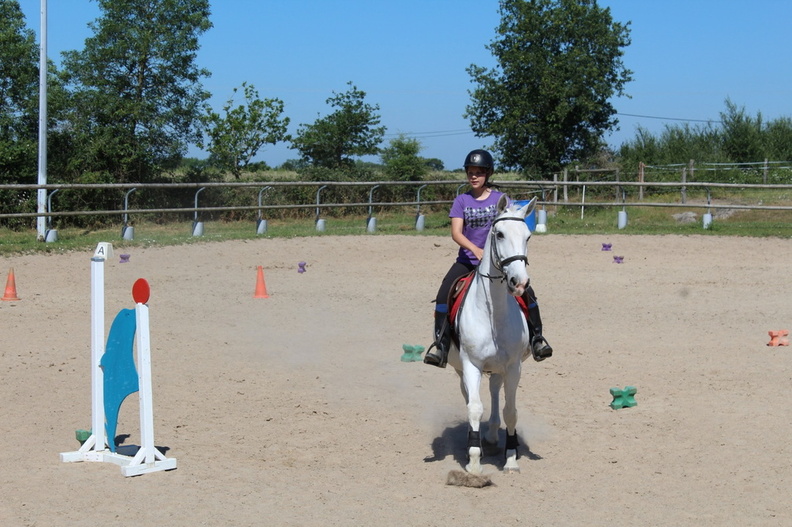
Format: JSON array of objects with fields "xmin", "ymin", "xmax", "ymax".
[{"xmin": 1, "ymin": 233, "xmax": 791, "ymax": 526}]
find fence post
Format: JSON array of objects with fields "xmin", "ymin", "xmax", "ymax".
[
  {"xmin": 681, "ymin": 168, "xmax": 687, "ymax": 204},
  {"xmin": 764, "ymin": 158, "xmax": 769, "ymax": 184},
  {"xmin": 563, "ymin": 168, "xmax": 568, "ymax": 203},
  {"xmin": 638, "ymin": 162, "xmax": 645, "ymax": 201}
]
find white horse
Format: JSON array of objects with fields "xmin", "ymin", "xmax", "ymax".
[{"xmin": 446, "ymin": 195, "xmax": 537, "ymax": 474}]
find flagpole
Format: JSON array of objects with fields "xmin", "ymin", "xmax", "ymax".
[{"xmin": 37, "ymin": 0, "xmax": 48, "ymax": 240}]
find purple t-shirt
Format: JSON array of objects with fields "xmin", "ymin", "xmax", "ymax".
[{"xmin": 450, "ymin": 190, "xmax": 505, "ymax": 266}]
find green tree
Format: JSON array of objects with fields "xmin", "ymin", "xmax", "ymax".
[
  {"xmin": 720, "ymin": 98, "xmax": 763, "ymax": 163},
  {"xmin": 380, "ymin": 134, "xmax": 428, "ymax": 181},
  {"xmin": 60, "ymin": 0, "xmax": 212, "ymax": 183},
  {"xmin": 0, "ymin": 0, "xmax": 40, "ymax": 183},
  {"xmin": 764, "ymin": 117, "xmax": 792, "ymax": 161},
  {"xmin": 199, "ymin": 82, "xmax": 290, "ymax": 178},
  {"xmin": 466, "ymin": 0, "xmax": 632, "ymax": 177},
  {"xmin": 291, "ymin": 82, "xmax": 385, "ymax": 170}
]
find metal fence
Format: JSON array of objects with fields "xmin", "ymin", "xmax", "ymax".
[{"xmin": 3, "ymin": 179, "xmax": 792, "ymax": 222}]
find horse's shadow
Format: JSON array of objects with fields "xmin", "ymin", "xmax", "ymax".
[{"xmin": 424, "ymin": 422, "xmax": 542, "ymax": 470}]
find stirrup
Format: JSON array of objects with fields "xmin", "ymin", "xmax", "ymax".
[
  {"xmin": 531, "ymin": 335, "xmax": 553, "ymax": 362},
  {"xmin": 423, "ymin": 342, "xmax": 448, "ymax": 368}
]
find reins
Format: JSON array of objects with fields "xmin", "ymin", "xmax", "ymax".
[{"xmin": 477, "ymin": 216, "xmax": 529, "ymax": 283}]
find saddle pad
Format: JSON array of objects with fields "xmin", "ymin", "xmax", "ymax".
[{"xmin": 448, "ymin": 273, "xmax": 530, "ymax": 334}]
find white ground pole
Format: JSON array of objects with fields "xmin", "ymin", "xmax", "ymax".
[{"xmin": 60, "ymin": 245, "xmax": 176, "ymax": 476}]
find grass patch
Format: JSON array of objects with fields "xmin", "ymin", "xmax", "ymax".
[{"xmin": 2, "ymin": 200, "xmax": 792, "ymax": 256}]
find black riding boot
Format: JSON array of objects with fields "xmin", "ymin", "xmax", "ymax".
[
  {"xmin": 424, "ymin": 311, "xmax": 451, "ymax": 368},
  {"xmin": 523, "ymin": 290, "xmax": 553, "ymax": 362}
]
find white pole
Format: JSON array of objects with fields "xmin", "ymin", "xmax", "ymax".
[
  {"xmin": 90, "ymin": 257, "xmax": 106, "ymax": 452},
  {"xmin": 36, "ymin": 0, "xmax": 48, "ymax": 241},
  {"xmin": 135, "ymin": 302, "xmax": 156, "ymax": 464}
]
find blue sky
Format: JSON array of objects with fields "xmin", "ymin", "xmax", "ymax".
[{"xmin": 17, "ymin": 0, "xmax": 792, "ymax": 170}]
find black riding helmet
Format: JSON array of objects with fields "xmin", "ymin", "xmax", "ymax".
[
  {"xmin": 463, "ymin": 149, "xmax": 494, "ymax": 171},
  {"xmin": 464, "ymin": 149, "xmax": 495, "ymax": 187}
]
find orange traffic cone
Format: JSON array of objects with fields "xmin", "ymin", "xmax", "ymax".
[
  {"xmin": 2, "ymin": 268, "xmax": 20, "ymax": 301},
  {"xmin": 253, "ymin": 266, "xmax": 269, "ymax": 298}
]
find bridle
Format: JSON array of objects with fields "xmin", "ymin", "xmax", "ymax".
[{"xmin": 478, "ymin": 216, "xmax": 529, "ymax": 282}]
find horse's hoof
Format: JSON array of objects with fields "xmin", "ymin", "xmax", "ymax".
[
  {"xmin": 465, "ymin": 463, "xmax": 483, "ymax": 475},
  {"xmin": 503, "ymin": 465, "xmax": 521, "ymax": 474}
]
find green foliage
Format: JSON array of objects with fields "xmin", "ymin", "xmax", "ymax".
[
  {"xmin": 619, "ymin": 99, "xmax": 792, "ymax": 173},
  {"xmin": 380, "ymin": 134, "xmax": 429, "ymax": 181},
  {"xmin": 720, "ymin": 98, "xmax": 763, "ymax": 162},
  {"xmin": 466, "ymin": 0, "xmax": 632, "ymax": 177},
  {"xmin": 0, "ymin": 0, "xmax": 41, "ymax": 184},
  {"xmin": 199, "ymin": 82, "xmax": 289, "ymax": 179},
  {"xmin": 291, "ymin": 81, "xmax": 386, "ymax": 170},
  {"xmin": 59, "ymin": 0, "xmax": 212, "ymax": 183}
]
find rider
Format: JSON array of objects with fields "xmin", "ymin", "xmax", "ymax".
[{"xmin": 423, "ymin": 148, "xmax": 553, "ymax": 368}]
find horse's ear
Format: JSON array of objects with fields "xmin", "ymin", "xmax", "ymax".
[
  {"xmin": 497, "ymin": 194, "xmax": 510, "ymax": 213},
  {"xmin": 516, "ymin": 197, "xmax": 537, "ymax": 218}
]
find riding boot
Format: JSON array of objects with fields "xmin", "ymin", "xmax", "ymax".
[
  {"xmin": 424, "ymin": 311, "xmax": 451, "ymax": 368},
  {"xmin": 522, "ymin": 290, "xmax": 553, "ymax": 362}
]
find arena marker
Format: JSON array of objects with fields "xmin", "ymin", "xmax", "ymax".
[
  {"xmin": 613, "ymin": 255, "xmax": 624, "ymax": 264},
  {"xmin": 1, "ymin": 268, "xmax": 21, "ymax": 301},
  {"xmin": 253, "ymin": 266, "xmax": 270, "ymax": 298},
  {"xmin": 400, "ymin": 344, "xmax": 425, "ymax": 362},
  {"xmin": 601, "ymin": 243, "xmax": 612, "ymax": 251},
  {"xmin": 298, "ymin": 261, "xmax": 307, "ymax": 273},
  {"xmin": 610, "ymin": 386, "xmax": 637, "ymax": 409},
  {"xmin": 767, "ymin": 330, "xmax": 789, "ymax": 347},
  {"xmin": 119, "ymin": 254, "xmax": 130, "ymax": 264},
  {"xmin": 93, "ymin": 242, "xmax": 113, "ymax": 260}
]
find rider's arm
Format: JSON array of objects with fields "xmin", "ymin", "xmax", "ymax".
[{"xmin": 451, "ymin": 217, "xmax": 484, "ymax": 261}]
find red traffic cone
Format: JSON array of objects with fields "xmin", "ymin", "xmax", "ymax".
[
  {"xmin": 2, "ymin": 268, "xmax": 21, "ymax": 301},
  {"xmin": 253, "ymin": 266, "xmax": 269, "ymax": 298}
]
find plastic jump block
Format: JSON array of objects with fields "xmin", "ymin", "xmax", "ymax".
[
  {"xmin": 601, "ymin": 243, "xmax": 612, "ymax": 251},
  {"xmin": 610, "ymin": 386, "xmax": 637, "ymax": 409},
  {"xmin": 767, "ymin": 330, "xmax": 789, "ymax": 347},
  {"xmin": 612, "ymin": 255, "xmax": 624, "ymax": 264},
  {"xmin": 400, "ymin": 344, "xmax": 425, "ymax": 362}
]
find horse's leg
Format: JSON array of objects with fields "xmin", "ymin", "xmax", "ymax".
[
  {"xmin": 483, "ymin": 374, "xmax": 502, "ymax": 455},
  {"xmin": 503, "ymin": 365, "xmax": 522, "ymax": 473},
  {"xmin": 462, "ymin": 362, "xmax": 484, "ymax": 474},
  {"xmin": 455, "ymin": 368, "xmax": 469, "ymax": 404}
]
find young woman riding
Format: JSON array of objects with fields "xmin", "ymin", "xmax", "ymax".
[{"xmin": 424, "ymin": 149, "xmax": 553, "ymax": 368}]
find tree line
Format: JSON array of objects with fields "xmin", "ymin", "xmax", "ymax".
[{"xmin": 2, "ymin": 0, "xmax": 789, "ymax": 229}]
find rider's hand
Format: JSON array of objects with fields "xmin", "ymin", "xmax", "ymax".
[{"xmin": 473, "ymin": 247, "xmax": 484, "ymax": 261}]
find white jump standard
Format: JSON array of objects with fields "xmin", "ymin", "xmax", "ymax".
[{"xmin": 60, "ymin": 243, "xmax": 176, "ymax": 476}]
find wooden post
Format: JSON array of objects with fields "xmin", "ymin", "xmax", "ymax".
[
  {"xmin": 638, "ymin": 162, "xmax": 645, "ymax": 201},
  {"xmin": 764, "ymin": 158, "xmax": 769, "ymax": 184},
  {"xmin": 552, "ymin": 173, "xmax": 558, "ymax": 205},
  {"xmin": 563, "ymin": 168, "xmax": 568, "ymax": 203},
  {"xmin": 681, "ymin": 167, "xmax": 687, "ymax": 204}
]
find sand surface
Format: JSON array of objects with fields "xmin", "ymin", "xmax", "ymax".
[{"xmin": 2, "ymin": 233, "xmax": 791, "ymax": 526}]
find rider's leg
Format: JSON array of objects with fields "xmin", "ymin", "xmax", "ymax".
[
  {"xmin": 522, "ymin": 286, "xmax": 553, "ymax": 361},
  {"xmin": 424, "ymin": 309, "xmax": 452, "ymax": 368},
  {"xmin": 425, "ymin": 262, "xmax": 471, "ymax": 368}
]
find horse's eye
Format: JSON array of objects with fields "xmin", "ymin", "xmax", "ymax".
[{"xmin": 496, "ymin": 231, "xmax": 504, "ymax": 239}]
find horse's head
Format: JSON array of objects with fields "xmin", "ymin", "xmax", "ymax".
[{"xmin": 485, "ymin": 195, "xmax": 536, "ymax": 297}]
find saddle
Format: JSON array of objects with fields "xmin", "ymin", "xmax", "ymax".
[{"xmin": 446, "ymin": 272, "xmax": 530, "ymax": 346}]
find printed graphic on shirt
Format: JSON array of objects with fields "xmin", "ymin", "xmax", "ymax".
[{"xmin": 464, "ymin": 203, "xmax": 498, "ymax": 229}]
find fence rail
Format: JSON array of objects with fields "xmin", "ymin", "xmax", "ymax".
[{"xmin": 2, "ymin": 179, "xmax": 792, "ymax": 220}]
